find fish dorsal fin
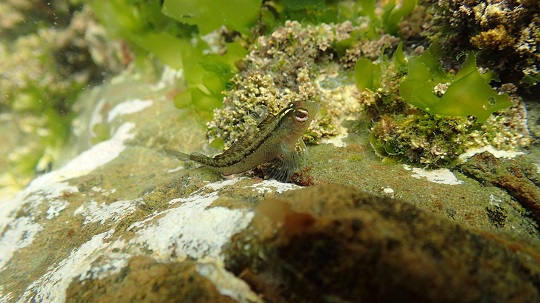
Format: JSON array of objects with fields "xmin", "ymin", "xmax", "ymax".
[
  {"xmin": 214, "ymin": 104, "xmax": 293, "ymax": 161},
  {"xmin": 241, "ymin": 105, "xmax": 269, "ymax": 134},
  {"xmin": 248, "ymin": 105, "xmax": 269, "ymax": 124}
]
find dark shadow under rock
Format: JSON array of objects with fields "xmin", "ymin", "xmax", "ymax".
[{"xmin": 223, "ymin": 185, "xmax": 540, "ymax": 303}]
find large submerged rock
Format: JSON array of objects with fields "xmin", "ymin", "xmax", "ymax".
[
  {"xmin": 225, "ymin": 185, "xmax": 540, "ymax": 303},
  {"xmin": 0, "ymin": 68, "xmax": 539, "ymax": 302}
]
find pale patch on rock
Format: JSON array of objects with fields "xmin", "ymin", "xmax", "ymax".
[
  {"xmin": 166, "ymin": 165, "xmax": 184, "ymax": 173},
  {"xmin": 74, "ymin": 199, "xmax": 140, "ymax": 225},
  {"xmin": 204, "ymin": 177, "xmax": 244, "ymax": 191},
  {"xmin": 403, "ymin": 165, "xmax": 463, "ymax": 185},
  {"xmin": 197, "ymin": 261, "xmax": 263, "ymax": 303},
  {"xmin": 321, "ymin": 126, "xmax": 349, "ymax": 147},
  {"xmin": 382, "ymin": 186, "xmax": 395, "ymax": 198},
  {"xmin": 18, "ymin": 231, "xmax": 115, "ymax": 303},
  {"xmin": 59, "ymin": 122, "xmax": 135, "ymax": 176},
  {"xmin": 46, "ymin": 199, "xmax": 68, "ymax": 220},
  {"xmin": 78, "ymin": 251, "xmax": 130, "ymax": 281},
  {"xmin": 129, "ymin": 180, "xmax": 254, "ymax": 261},
  {"xmin": 249, "ymin": 179, "xmax": 300, "ymax": 194},
  {"xmin": 458, "ymin": 145, "xmax": 525, "ymax": 162},
  {"xmin": 0, "ymin": 123, "xmax": 135, "ymax": 272},
  {"xmin": 0, "ymin": 217, "xmax": 43, "ymax": 269},
  {"xmin": 0, "ymin": 181, "xmax": 77, "ymax": 270}
]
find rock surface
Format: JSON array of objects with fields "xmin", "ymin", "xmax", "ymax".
[
  {"xmin": 1, "ymin": 69, "xmax": 540, "ymax": 303},
  {"xmin": 459, "ymin": 151, "xmax": 540, "ymax": 225},
  {"xmin": 224, "ymin": 185, "xmax": 540, "ymax": 303}
]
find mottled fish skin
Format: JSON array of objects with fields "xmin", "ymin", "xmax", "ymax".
[{"xmin": 171, "ymin": 101, "xmax": 318, "ymax": 181}]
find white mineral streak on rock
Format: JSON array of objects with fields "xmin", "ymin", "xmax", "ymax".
[
  {"xmin": 74, "ymin": 199, "xmax": 140, "ymax": 225},
  {"xmin": 204, "ymin": 177, "xmax": 244, "ymax": 191},
  {"xmin": 458, "ymin": 145, "xmax": 524, "ymax": 162},
  {"xmin": 46, "ymin": 199, "xmax": 69, "ymax": 220},
  {"xmin": 18, "ymin": 231, "xmax": 115, "ymax": 303},
  {"xmin": 0, "ymin": 123, "xmax": 135, "ymax": 271},
  {"xmin": 130, "ymin": 179, "xmax": 254, "ymax": 261},
  {"xmin": 0, "ymin": 217, "xmax": 43, "ymax": 270},
  {"xmin": 58, "ymin": 122, "xmax": 135, "ymax": 177},
  {"xmin": 5, "ymin": 168, "xmax": 301, "ymax": 302}
]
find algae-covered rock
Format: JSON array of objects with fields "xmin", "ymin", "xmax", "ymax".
[
  {"xmin": 66, "ymin": 256, "xmax": 238, "ymax": 303},
  {"xmin": 2, "ymin": 2, "xmax": 540, "ymax": 303},
  {"xmin": 1, "ymin": 66, "xmax": 539, "ymax": 302},
  {"xmin": 224, "ymin": 185, "xmax": 540, "ymax": 303},
  {"xmin": 421, "ymin": 0, "xmax": 540, "ymax": 90},
  {"xmin": 459, "ymin": 152, "xmax": 540, "ymax": 225}
]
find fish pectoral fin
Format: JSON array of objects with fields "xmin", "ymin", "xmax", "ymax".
[
  {"xmin": 296, "ymin": 139, "xmax": 307, "ymax": 164},
  {"xmin": 265, "ymin": 146, "xmax": 301, "ymax": 182},
  {"xmin": 164, "ymin": 147, "xmax": 190, "ymax": 161}
]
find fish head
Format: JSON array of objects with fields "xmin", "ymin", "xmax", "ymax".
[{"xmin": 285, "ymin": 100, "xmax": 319, "ymax": 136}]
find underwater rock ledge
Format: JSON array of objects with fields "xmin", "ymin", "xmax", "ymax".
[{"xmin": 224, "ymin": 185, "xmax": 540, "ymax": 303}]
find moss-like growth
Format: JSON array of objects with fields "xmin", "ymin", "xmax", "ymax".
[
  {"xmin": 370, "ymin": 111, "xmax": 529, "ymax": 166},
  {"xmin": 354, "ymin": 42, "xmax": 529, "ymax": 167}
]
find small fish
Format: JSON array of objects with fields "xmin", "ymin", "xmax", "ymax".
[{"xmin": 166, "ymin": 101, "xmax": 319, "ymax": 182}]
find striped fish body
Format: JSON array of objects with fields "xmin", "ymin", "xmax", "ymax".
[{"xmin": 186, "ymin": 100, "xmax": 318, "ymax": 181}]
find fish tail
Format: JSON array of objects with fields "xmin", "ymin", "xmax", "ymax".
[
  {"xmin": 164, "ymin": 147, "xmax": 191, "ymax": 161},
  {"xmin": 189, "ymin": 152, "xmax": 213, "ymax": 164}
]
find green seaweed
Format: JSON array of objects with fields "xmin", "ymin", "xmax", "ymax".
[
  {"xmin": 381, "ymin": 0, "xmax": 418, "ymax": 35},
  {"xmin": 354, "ymin": 58, "xmax": 376, "ymax": 91},
  {"xmin": 399, "ymin": 44, "xmax": 511, "ymax": 122},
  {"xmin": 92, "ymin": 0, "xmax": 250, "ymax": 115},
  {"xmin": 355, "ymin": 43, "xmax": 512, "ymax": 123},
  {"xmin": 162, "ymin": 0, "xmax": 262, "ymax": 35},
  {"xmin": 522, "ymin": 73, "xmax": 540, "ymax": 87},
  {"xmin": 92, "ymin": 0, "xmax": 418, "ymax": 117}
]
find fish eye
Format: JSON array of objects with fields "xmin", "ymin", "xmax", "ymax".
[{"xmin": 295, "ymin": 108, "xmax": 309, "ymax": 122}]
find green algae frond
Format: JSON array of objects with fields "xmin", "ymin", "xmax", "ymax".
[
  {"xmin": 399, "ymin": 44, "xmax": 512, "ymax": 122},
  {"xmin": 162, "ymin": 0, "xmax": 262, "ymax": 35},
  {"xmin": 92, "ymin": 0, "xmax": 250, "ymax": 116},
  {"xmin": 355, "ymin": 43, "xmax": 512, "ymax": 123}
]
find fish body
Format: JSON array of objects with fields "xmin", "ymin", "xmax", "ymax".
[{"xmin": 168, "ymin": 101, "xmax": 318, "ymax": 182}]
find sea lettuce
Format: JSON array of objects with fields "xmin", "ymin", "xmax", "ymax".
[{"xmin": 399, "ymin": 44, "xmax": 511, "ymax": 122}]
